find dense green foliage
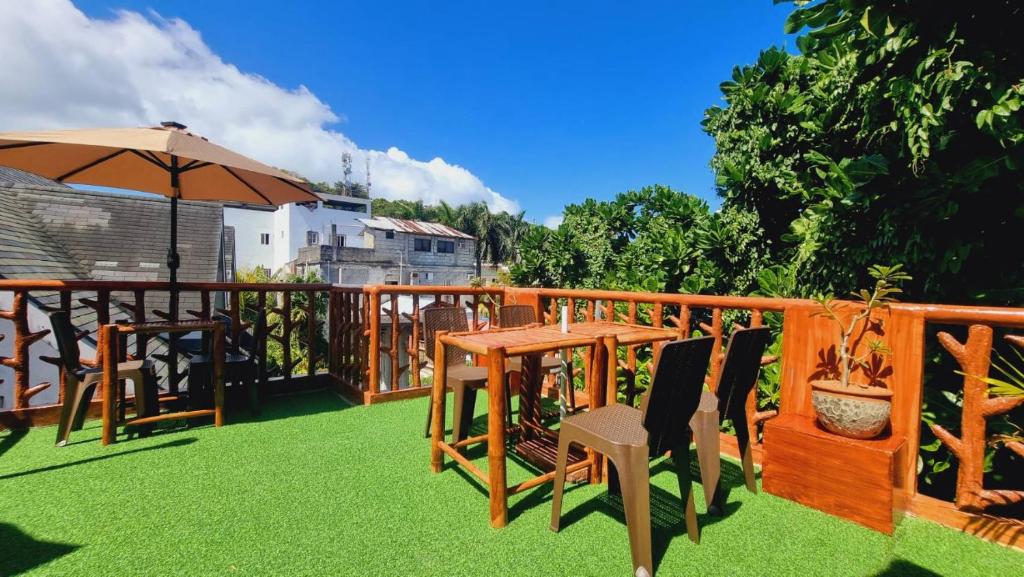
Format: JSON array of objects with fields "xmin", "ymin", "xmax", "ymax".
[
  {"xmin": 371, "ymin": 198, "xmax": 530, "ymax": 274},
  {"xmin": 511, "ymin": 185, "xmax": 772, "ymax": 297},
  {"xmin": 704, "ymin": 0, "xmax": 1024, "ymax": 304},
  {"xmin": 513, "ymin": 1, "xmax": 1023, "ymax": 500},
  {"xmin": 3, "ymin": 393, "xmax": 1021, "ymax": 576},
  {"xmin": 235, "ymin": 268, "xmax": 328, "ymax": 376}
]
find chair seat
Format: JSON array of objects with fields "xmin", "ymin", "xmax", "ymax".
[
  {"xmin": 562, "ymin": 404, "xmax": 648, "ymax": 448},
  {"xmin": 79, "ymin": 359, "xmax": 155, "ymax": 383},
  {"xmin": 189, "ymin": 352, "xmax": 252, "ymax": 365},
  {"xmin": 447, "ymin": 365, "xmax": 489, "ymax": 387},
  {"xmin": 506, "ymin": 355, "xmax": 562, "ymax": 374}
]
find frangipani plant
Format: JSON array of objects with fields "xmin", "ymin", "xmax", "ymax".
[{"xmin": 812, "ymin": 264, "xmax": 912, "ymax": 388}]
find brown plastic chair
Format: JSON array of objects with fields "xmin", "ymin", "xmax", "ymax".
[
  {"xmin": 421, "ymin": 306, "xmax": 513, "ymax": 440},
  {"xmin": 188, "ymin": 313, "xmax": 268, "ymax": 414},
  {"xmin": 551, "ymin": 336, "xmax": 715, "ymax": 576},
  {"xmin": 689, "ymin": 326, "xmax": 771, "ymax": 513},
  {"xmin": 49, "ymin": 311, "xmax": 158, "ymax": 446}
]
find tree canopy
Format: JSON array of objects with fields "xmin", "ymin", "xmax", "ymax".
[{"xmin": 371, "ymin": 198, "xmax": 530, "ymax": 275}]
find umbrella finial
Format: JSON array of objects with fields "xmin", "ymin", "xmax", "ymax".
[{"xmin": 161, "ymin": 121, "xmax": 187, "ymax": 130}]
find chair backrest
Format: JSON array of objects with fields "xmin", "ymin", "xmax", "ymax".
[
  {"xmin": 422, "ymin": 306, "xmax": 472, "ymax": 367},
  {"xmin": 247, "ymin": 312, "xmax": 269, "ymax": 358},
  {"xmin": 642, "ymin": 336, "xmax": 715, "ymax": 455},
  {"xmin": 48, "ymin": 311, "xmax": 83, "ymax": 374},
  {"xmin": 713, "ymin": 326, "xmax": 771, "ymax": 421},
  {"xmin": 498, "ymin": 304, "xmax": 537, "ymax": 328}
]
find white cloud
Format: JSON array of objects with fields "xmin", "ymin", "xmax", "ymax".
[
  {"xmin": 0, "ymin": 0, "xmax": 517, "ymax": 212},
  {"xmin": 543, "ymin": 214, "xmax": 564, "ymax": 229}
]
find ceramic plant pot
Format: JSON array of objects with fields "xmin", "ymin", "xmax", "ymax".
[{"xmin": 810, "ymin": 380, "xmax": 893, "ymax": 439}]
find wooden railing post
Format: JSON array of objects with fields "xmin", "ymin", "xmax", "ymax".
[
  {"xmin": 307, "ymin": 289, "xmax": 317, "ymax": 378},
  {"xmin": 367, "ymin": 287, "xmax": 381, "ymax": 395},
  {"xmin": 100, "ymin": 324, "xmax": 118, "ymax": 445}
]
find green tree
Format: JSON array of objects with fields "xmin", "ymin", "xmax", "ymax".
[{"xmin": 704, "ymin": 0, "xmax": 1024, "ymax": 304}]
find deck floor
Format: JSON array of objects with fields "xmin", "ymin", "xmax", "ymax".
[{"xmin": 1, "ymin": 391, "xmax": 1020, "ymax": 576}]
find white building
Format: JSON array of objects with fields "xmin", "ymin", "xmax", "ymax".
[{"xmin": 223, "ymin": 193, "xmax": 372, "ymax": 276}]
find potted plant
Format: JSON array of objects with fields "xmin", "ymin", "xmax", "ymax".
[{"xmin": 810, "ymin": 264, "xmax": 912, "ymax": 439}]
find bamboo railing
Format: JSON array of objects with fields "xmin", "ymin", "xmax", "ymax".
[
  {"xmin": 0, "ymin": 279, "xmax": 331, "ymax": 429},
  {"xmin": 2, "ymin": 280, "xmax": 1021, "ymax": 546}
]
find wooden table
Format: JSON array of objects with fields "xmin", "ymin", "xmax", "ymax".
[
  {"xmin": 101, "ymin": 320, "xmax": 225, "ymax": 445},
  {"xmin": 429, "ymin": 321, "xmax": 677, "ymax": 528}
]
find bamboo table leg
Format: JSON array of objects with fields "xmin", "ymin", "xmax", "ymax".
[
  {"xmin": 487, "ymin": 346, "xmax": 508, "ymax": 528},
  {"xmin": 605, "ymin": 334, "xmax": 619, "ymax": 406},
  {"xmin": 101, "ymin": 324, "xmax": 118, "ymax": 445},
  {"xmin": 588, "ymin": 337, "xmax": 606, "ymax": 483},
  {"xmin": 213, "ymin": 323, "xmax": 225, "ymax": 427},
  {"xmin": 430, "ymin": 331, "xmax": 449, "ymax": 473}
]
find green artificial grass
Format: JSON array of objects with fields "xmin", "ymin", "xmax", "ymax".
[{"xmin": 0, "ymin": 391, "xmax": 1020, "ymax": 576}]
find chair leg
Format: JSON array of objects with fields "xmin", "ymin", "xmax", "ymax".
[
  {"xmin": 671, "ymin": 443, "xmax": 700, "ymax": 544},
  {"xmin": 504, "ymin": 380, "xmax": 514, "ymax": 429},
  {"xmin": 247, "ymin": 364, "xmax": 260, "ymax": 415},
  {"xmin": 56, "ymin": 379, "xmax": 91, "ymax": 447},
  {"xmin": 424, "ymin": 389, "xmax": 434, "ymax": 438},
  {"xmin": 70, "ymin": 381, "xmax": 98, "ymax": 433},
  {"xmin": 133, "ymin": 370, "xmax": 158, "ymax": 438},
  {"xmin": 617, "ymin": 450, "xmax": 653, "ymax": 576},
  {"xmin": 733, "ymin": 411, "xmax": 758, "ymax": 494},
  {"xmin": 690, "ymin": 407, "xmax": 723, "ymax": 514},
  {"xmin": 549, "ymin": 431, "xmax": 572, "ymax": 532},
  {"xmin": 452, "ymin": 385, "xmax": 477, "ymax": 445}
]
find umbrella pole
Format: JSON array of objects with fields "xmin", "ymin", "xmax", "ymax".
[
  {"xmin": 168, "ymin": 157, "xmax": 181, "ymax": 394},
  {"xmin": 168, "ymin": 156, "xmax": 181, "ymax": 323}
]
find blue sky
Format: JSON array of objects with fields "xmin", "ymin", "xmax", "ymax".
[{"xmin": 70, "ymin": 1, "xmax": 796, "ymax": 221}]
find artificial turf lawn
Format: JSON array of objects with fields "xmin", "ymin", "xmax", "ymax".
[{"xmin": 1, "ymin": 391, "xmax": 1020, "ymax": 576}]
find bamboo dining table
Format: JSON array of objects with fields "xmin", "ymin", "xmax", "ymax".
[
  {"xmin": 100, "ymin": 320, "xmax": 226, "ymax": 445},
  {"xmin": 428, "ymin": 320, "xmax": 677, "ymax": 528}
]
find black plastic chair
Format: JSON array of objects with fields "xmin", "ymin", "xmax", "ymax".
[
  {"xmin": 689, "ymin": 326, "xmax": 771, "ymax": 512},
  {"xmin": 551, "ymin": 336, "xmax": 715, "ymax": 576},
  {"xmin": 50, "ymin": 311, "xmax": 158, "ymax": 446},
  {"xmin": 188, "ymin": 313, "xmax": 267, "ymax": 414}
]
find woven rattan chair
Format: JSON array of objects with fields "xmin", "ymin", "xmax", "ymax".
[
  {"xmin": 689, "ymin": 326, "xmax": 771, "ymax": 513},
  {"xmin": 422, "ymin": 306, "xmax": 513, "ymax": 440},
  {"xmin": 551, "ymin": 336, "xmax": 715, "ymax": 577},
  {"xmin": 499, "ymin": 304, "xmax": 575, "ymax": 415},
  {"xmin": 50, "ymin": 311, "xmax": 159, "ymax": 446}
]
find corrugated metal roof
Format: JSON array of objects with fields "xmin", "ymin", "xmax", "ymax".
[{"xmin": 358, "ymin": 217, "xmax": 474, "ymax": 240}]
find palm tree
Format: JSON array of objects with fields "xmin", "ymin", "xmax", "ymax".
[{"xmin": 456, "ymin": 202, "xmax": 492, "ymax": 276}]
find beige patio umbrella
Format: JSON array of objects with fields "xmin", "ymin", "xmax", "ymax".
[{"xmin": 0, "ymin": 121, "xmax": 319, "ymax": 319}]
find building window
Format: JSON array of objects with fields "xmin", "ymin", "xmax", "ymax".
[
  {"xmin": 306, "ymin": 231, "xmax": 319, "ymax": 246},
  {"xmin": 260, "ymin": 233, "xmax": 270, "ymax": 245},
  {"xmin": 335, "ymin": 235, "xmax": 345, "ymax": 248},
  {"xmin": 437, "ymin": 240, "xmax": 455, "ymax": 254},
  {"xmin": 385, "ymin": 230, "xmax": 395, "ymax": 239},
  {"xmin": 414, "ymin": 238, "xmax": 432, "ymax": 252}
]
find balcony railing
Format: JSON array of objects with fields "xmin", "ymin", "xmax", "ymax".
[{"xmin": 1, "ymin": 280, "xmax": 1021, "ymax": 547}]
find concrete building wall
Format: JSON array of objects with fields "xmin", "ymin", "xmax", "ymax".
[
  {"xmin": 224, "ymin": 206, "xmax": 275, "ymax": 273},
  {"xmin": 224, "ymin": 194, "xmax": 371, "ymax": 275}
]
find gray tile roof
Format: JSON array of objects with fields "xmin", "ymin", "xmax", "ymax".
[
  {"xmin": 0, "ymin": 166, "xmax": 71, "ymax": 189},
  {"xmin": 1, "ymin": 172, "xmax": 225, "ymax": 389}
]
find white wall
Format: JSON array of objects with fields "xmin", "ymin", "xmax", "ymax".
[
  {"xmin": 226, "ymin": 194, "xmax": 371, "ymax": 276},
  {"xmin": 224, "ymin": 207, "xmax": 275, "ymax": 273}
]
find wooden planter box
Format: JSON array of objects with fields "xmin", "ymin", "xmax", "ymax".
[{"xmin": 763, "ymin": 414, "xmax": 908, "ymax": 534}]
